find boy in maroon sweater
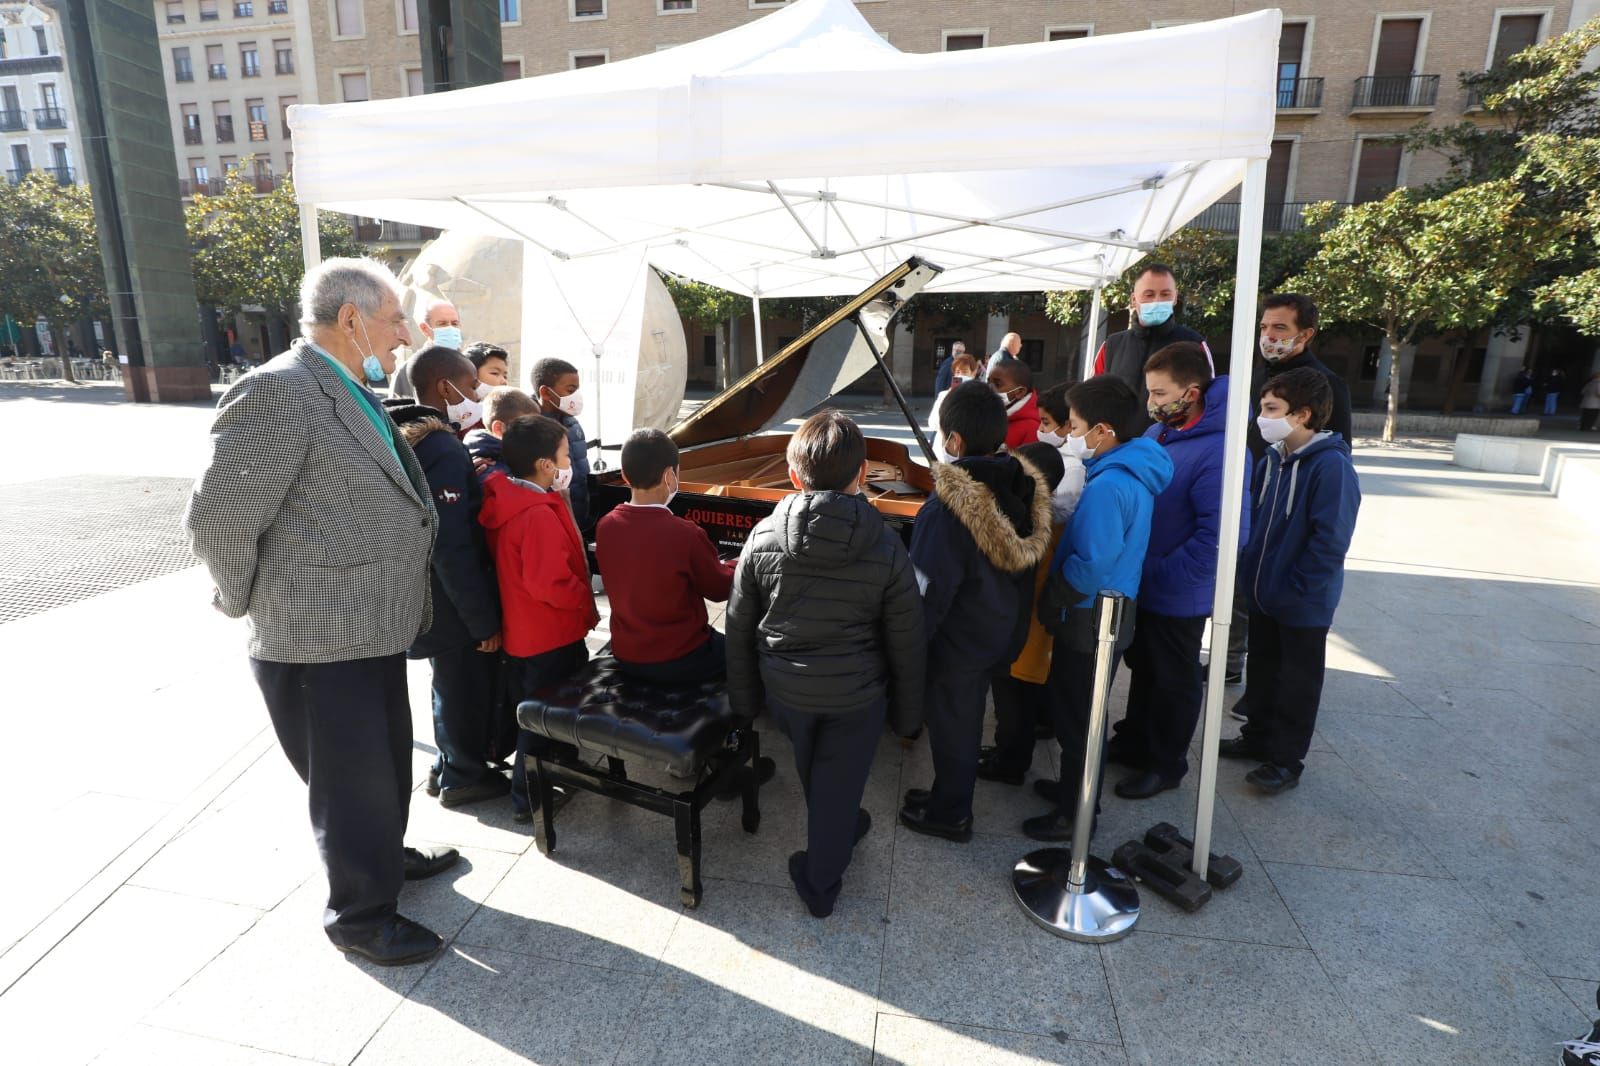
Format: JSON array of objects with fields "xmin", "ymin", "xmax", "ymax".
[{"xmin": 595, "ymin": 429, "xmax": 735, "ymax": 683}]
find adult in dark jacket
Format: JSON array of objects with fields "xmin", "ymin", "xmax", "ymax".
[
  {"xmin": 1109, "ymin": 346, "xmax": 1249, "ymax": 799},
  {"xmin": 385, "ymin": 347, "xmax": 507, "ymax": 809},
  {"xmin": 1093, "ymin": 263, "xmax": 1212, "ymax": 405},
  {"xmin": 726, "ymin": 411, "xmax": 925, "ymax": 918},
  {"xmin": 933, "ymin": 340, "xmax": 967, "ymax": 395}
]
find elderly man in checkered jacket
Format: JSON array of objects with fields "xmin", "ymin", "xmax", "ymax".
[{"xmin": 185, "ymin": 257, "xmax": 460, "ymax": 967}]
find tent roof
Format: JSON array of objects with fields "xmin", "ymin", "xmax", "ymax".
[{"xmin": 290, "ymin": 0, "xmax": 1281, "ymax": 296}]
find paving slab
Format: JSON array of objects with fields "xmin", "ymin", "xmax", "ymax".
[
  {"xmin": 870, "ymin": 1014, "xmax": 1127, "ymax": 1065},
  {"xmin": 91, "ymin": 1025, "xmax": 329, "ymax": 1066}
]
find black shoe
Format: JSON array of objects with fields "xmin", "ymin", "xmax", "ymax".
[
  {"xmin": 1113, "ymin": 770, "xmax": 1182, "ymax": 800},
  {"xmin": 788, "ymin": 851, "xmax": 833, "ymax": 919},
  {"xmin": 335, "ymin": 914, "xmax": 443, "ymax": 967},
  {"xmin": 439, "ymin": 774, "xmax": 511, "ymax": 809},
  {"xmin": 1218, "ymin": 736, "xmax": 1266, "ymax": 761},
  {"xmin": 854, "ymin": 808, "xmax": 872, "ymax": 845},
  {"xmin": 715, "ymin": 755, "xmax": 776, "ymax": 801},
  {"xmin": 975, "ymin": 751, "xmax": 1024, "ymax": 786},
  {"xmin": 902, "ymin": 787, "xmax": 930, "ymax": 808},
  {"xmin": 1224, "ymin": 670, "xmax": 1243, "ymax": 686},
  {"xmin": 403, "ymin": 845, "xmax": 460, "ymax": 881},
  {"xmin": 1032, "ymin": 778, "xmax": 1060, "ymax": 802},
  {"xmin": 424, "ymin": 768, "xmax": 441, "ymax": 797},
  {"xmin": 898, "ymin": 804, "xmax": 972, "ymax": 843},
  {"xmin": 1021, "ymin": 810, "xmax": 1076, "ymax": 844},
  {"xmin": 1228, "ymin": 702, "xmax": 1251, "ymax": 723},
  {"xmin": 1245, "ymin": 763, "xmax": 1301, "ymax": 795}
]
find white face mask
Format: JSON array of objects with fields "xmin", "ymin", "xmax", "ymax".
[
  {"xmin": 551, "ymin": 463, "xmax": 574, "ymax": 492},
  {"xmin": 1256, "ymin": 414, "xmax": 1296, "ymax": 444},
  {"xmin": 444, "ymin": 380, "xmax": 484, "ymax": 431},
  {"xmin": 472, "ymin": 380, "xmax": 493, "ymax": 401},
  {"xmin": 1259, "ymin": 332, "xmax": 1303, "ymax": 363},
  {"xmin": 933, "ymin": 434, "xmax": 959, "ymax": 466},
  {"xmin": 1063, "ymin": 428, "xmax": 1097, "ymax": 459},
  {"xmin": 1037, "ymin": 427, "xmax": 1065, "ymax": 447},
  {"xmin": 951, "ymin": 375, "xmax": 971, "ymax": 387},
  {"xmin": 546, "ymin": 387, "xmax": 583, "ymax": 418}
]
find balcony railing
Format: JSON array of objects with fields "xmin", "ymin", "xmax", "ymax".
[
  {"xmin": 275, "ymin": 58, "xmax": 294, "ymax": 74},
  {"xmin": 1352, "ymin": 74, "xmax": 1439, "ymax": 109},
  {"xmin": 0, "ymin": 110, "xmax": 25, "ymax": 132},
  {"xmin": 34, "ymin": 107, "xmax": 66, "ymax": 129},
  {"xmin": 183, "ymin": 125, "xmax": 203, "ymax": 145},
  {"xmin": 269, "ymin": 0, "xmax": 287, "ymax": 12},
  {"xmin": 250, "ymin": 173, "xmax": 277, "ymax": 193},
  {"xmin": 40, "ymin": 166, "xmax": 74, "ymax": 185},
  {"xmin": 175, "ymin": 64, "xmax": 194, "ymax": 82},
  {"xmin": 241, "ymin": 60, "xmax": 261, "ymax": 77},
  {"xmin": 352, "ymin": 219, "xmax": 443, "ymax": 242},
  {"xmin": 1185, "ymin": 201, "xmax": 1350, "ymax": 234},
  {"xmin": 1277, "ymin": 76, "xmax": 1323, "ymax": 109},
  {"xmin": 215, "ymin": 116, "xmax": 235, "ymax": 142},
  {"xmin": 208, "ymin": 63, "xmax": 228, "ymax": 79},
  {"xmin": 0, "ymin": 55, "xmax": 64, "ymax": 77},
  {"xmin": 6, "ymin": 168, "xmax": 31, "ymax": 184},
  {"xmin": 179, "ymin": 177, "xmax": 228, "ymax": 197}
]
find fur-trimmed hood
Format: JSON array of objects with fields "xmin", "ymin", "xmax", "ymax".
[
  {"xmin": 930, "ymin": 455, "xmax": 1053, "ymax": 573},
  {"xmin": 382, "ymin": 399, "xmax": 456, "ymax": 447}
]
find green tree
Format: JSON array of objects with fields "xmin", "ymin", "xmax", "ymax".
[
  {"xmin": 186, "ymin": 160, "xmax": 363, "ymax": 347},
  {"xmin": 660, "ymin": 272, "xmax": 750, "ymax": 387},
  {"xmin": 1288, "ymin": 182, "xmax": 1567, "ymax": 441},
  {"xmin": 0, "ymin": 173, "xmax": 107, "ymax": 381}
]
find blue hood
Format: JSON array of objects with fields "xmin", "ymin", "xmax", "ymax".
[
  {"xmin": 1085, "ymin": 436, "xmax": 1174, "ymax": 496},
  {"xmin": 1053, "ymin": 437, "xmax": 1173, "ymax": 606}
]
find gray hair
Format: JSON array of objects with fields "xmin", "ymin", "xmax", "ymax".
[{"xmin": 298, "ymin": 257, "xmax": 401, "ymax": 330}]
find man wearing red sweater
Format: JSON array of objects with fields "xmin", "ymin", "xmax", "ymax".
[
  {"xmin": 990, "ymin": 356, "xmax": 1041, "ymax": 453},
  {"xmin": 597, "ymin": 430, "xmax": 735, "ymax": 684}
]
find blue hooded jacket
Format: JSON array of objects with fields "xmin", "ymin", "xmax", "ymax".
[
  {"xmin": 1052, "ymin": 436, "xmax": 1174, "ymax": 606},
  {"xmin": 1240, "ymin": 431, "xmax": 1361, "ymax": 628},
  {"xmin": 1139, "ymin": 376, "xmax": 1252, "ymax": 618}
]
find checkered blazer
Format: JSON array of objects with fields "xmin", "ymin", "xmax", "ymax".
[{"xmin": 184, "ymin": 341, "xmax": 437, "ymax": 664}]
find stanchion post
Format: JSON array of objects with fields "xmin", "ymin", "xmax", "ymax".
[{"xmin": 1068, "ymin": 592, "xmax": 1123, "ymax": 888}]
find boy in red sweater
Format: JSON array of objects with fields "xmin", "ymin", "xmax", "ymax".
[
  {"xmin": 990, "ymin": 356, "xmax": 1041, "ymax": 452},
  {"xmin": 479, "ymin": 414, "xmax": 599, "ymax": 820},
  {"xmin": 596, "ymin": 429, "xmax": 735, "ymax": 683}
]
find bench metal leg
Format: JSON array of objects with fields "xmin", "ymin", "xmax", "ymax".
[
  {"xmin": 740, "ymin": 731, "xmax": 762, "ymax": 834},
  {"xmin": 674, "ymin": 800, "xmax": 703, "ymax": 909},
  {"xmin": 606, "ymin": 756, "xmax": 627, "ymax": 780},
  {"xmin": 534, "ymin": 757, "xmax": 558, "ymax": 857}
]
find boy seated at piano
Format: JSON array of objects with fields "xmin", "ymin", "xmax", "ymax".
[{"xmin": 595, "ymin": 429, "xmax": 736, "ymax": 684}]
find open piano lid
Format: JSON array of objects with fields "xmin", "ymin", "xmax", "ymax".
[{"xmin": 668, "ymin": 257, "xmax": 943, "ymax": 450}]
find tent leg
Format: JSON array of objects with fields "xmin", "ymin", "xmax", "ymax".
[
  {"xmin": 300, "ymin": 204, "xmax": 322, "ymax": 273},
  {"xmin": 753, "ymin": 294, "xmax": 766, "ymax": 365},
  {"xmin": 1082, "ymin": 286, "xmax": 1103, "ymax": 380},
  {"xmin": 1192, "ymin": 156, "xmax": 1268, "ymax": 882}
]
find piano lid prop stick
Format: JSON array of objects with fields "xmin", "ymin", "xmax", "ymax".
[{"xmin": 852, "ymin": 318, "xmax": 937, "ymax": 466}]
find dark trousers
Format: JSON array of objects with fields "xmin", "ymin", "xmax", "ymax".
[
  {"xmin": 250, "ymin": 654, "xmax": 412, "ymax": 945},
  {"xmin": 989, "ymin": 673, "xmax": 1049, "ymax": 778},
  {"xmin": 429, "ymin": 645, "xmax": 500, "ymax": 791},
  {"xmin": 770, "ymin": 696, "xmax": 885, "ymax": 914},
  {"xmin": 1581, "ymin": 408, "xmax": 1599, "ymax": 431},
  {"xmin": 1238, "ymin": 611, "xmax": 1329, "ymax": 773},
  {"xmin": 1047, "ymin": 638, "xmax": 1120, "ymax": 823},
  {"xmin": 617, "ymin": 631, "xmax": 725, "ymax": 685},
  {"xmin": 506, "ymin": 640, "xmax": 590, "ymax": 811},
  {"xmin": 1227, "ymin": 583, "xmax": 1249, "ymax": 674},
  {"xmin": 921, "ymin": 660, "xmax": 994, "ymax": 823},
  {"xmin": 1111, "ymin": 610, "xmax": 1206, "ymax": 781}
]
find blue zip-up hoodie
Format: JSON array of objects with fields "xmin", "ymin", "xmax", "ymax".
[
  {"xmin": 1052, "ymin": 436, "xmax": 1173, "ymax": 606},
  {"xmin": 1139, "ymin": 376, "xmax": 1252, "ymax": 618},
  {"xmin": 1240, "ymin": 431, "xmax": 1361, "ymax": 628}
]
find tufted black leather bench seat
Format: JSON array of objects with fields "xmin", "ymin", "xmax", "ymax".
[{"xmin": 517, "ymin": 657, "xmax": 761, "ymax": 908}]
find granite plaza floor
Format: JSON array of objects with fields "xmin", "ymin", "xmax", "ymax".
[{"xmin": 0, "ymin": 381, "xmax": 1596, "ymax": 1065}]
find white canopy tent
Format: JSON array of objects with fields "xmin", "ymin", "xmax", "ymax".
[{"xmin": 290, "ymin": 0, "xmax": 1281, "ymax": 886}]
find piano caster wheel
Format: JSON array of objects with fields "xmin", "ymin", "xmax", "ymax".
[
  {"xmin": 681, "ymin": 886, "xmax": 702, "ymax": 909},
  {"xmin": 741, "ymin": 810, "xmax": 760, "ymax": 834}
]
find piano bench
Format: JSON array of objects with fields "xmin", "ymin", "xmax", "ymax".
[{"xmin": 516, "ymin": 658, "xmax": 761, "ymax": 908}]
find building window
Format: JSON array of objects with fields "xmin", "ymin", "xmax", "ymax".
[
  {"xmin": 334, "ymin": 0, "xmax": 364, "ymax": 37},
  {"xmin": 199, "ymin": 0, "xmax": 219, "ymax": 20},
  {"xmin": 274, "ymin": 40, "xmax": 293, "ymax": 74},
  {"xmin": 166, "ymin": 1, "xmax": 186, "ymax": 24},
  {"xmin": 660, "ymin": 0, "xmax": 694, "ymax": 12},
  {"xmin": 247, "ymin": 99, "xmax": 267, "ymax": 140},
  {"xmin": 235, "ymin": 1, "xmax": 254, "ymax": 15},
  {"xmin": 339, "ymin": 71, "xmax": 369, "ymax": 102},
  {"xmin": 399, "ymin": 0, "xmax": 417, "ymax": 32},
  {"xmin": 1353, "ymin": 139, "xmax": 1403, "ymax": 203},
  {"xmin": 404, "ymin": 68, "xmax": 424, "ymax": 96},
  {"xmin": 943, "ymin": 31, "xmax": 986, "ymax": 51},
  {"xmin": 207, "ymin": 44, "xmax": 227, "ymax": 79},
  {"xmin": 1047, "ymin": 27, "xmax": 1090, "ymax": 42},
  {"xmin": 1491, "ymin": 13, "xmax": 1543, "ymax": 68},
  {"xmin": 173, "ymin": 47, "xmax": 194, "ymax": 83},
  {"xmin": 182, "ymin": 104, "xmax": 203, "ymax": 144},
  {"xmin": 215, "ymin": 101, "xmax": 235, "ymax": 143},
  {"xmin": 750, "ymin": 0, "xmax": 787, "ymax": 8},
  {"xmin": 0, "ymin": 30, "xmax": 7, "ymax": 59},
  {"xmin": 502, "ymin": 58, "xmax": 523, "ymax": 80},
  {"xmin": 191, "ymin": 159, "xmax": 209, "ymax": 185},
  {"xmin": 571, "ymin": 51, "xmax": 607, "ymax": 69},
  {"xmin": 501, "ymin": 0, "xmax": 520, "ymax": 22},
  {"xmin": 572, "ymin": 0, "xmax": 604, "ymax": 19},
  {"xmin": 241, "ymin": 44, "xmax": 261, "ymax": 77},
  {"xmin": 278, "ymin": 95, "xmax": 296, "ymax": 138},
  {"xmin": 269, "ymin": 0, "xmax": 288, "ymax": 12},
  {"xmin": 33, "ymin": 26, "xmax": 47, "ymax": 55}
]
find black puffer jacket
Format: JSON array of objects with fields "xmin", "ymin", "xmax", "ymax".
[{"xmin": 726, "ymin": 490, "xmax": 925, "ymax": 733}]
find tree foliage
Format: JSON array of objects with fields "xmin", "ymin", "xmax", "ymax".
[
  {"xmin": 0, "ymin": 172, "xmax": 107, "ymax": 368},
  {"xmin": 186, "ymin": 160, "xmax": 363, "ymax": 322}
]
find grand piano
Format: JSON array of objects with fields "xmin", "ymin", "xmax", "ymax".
[{"xmin": 590, "ymin": 257, "xmax": 944, "ymax": 553}]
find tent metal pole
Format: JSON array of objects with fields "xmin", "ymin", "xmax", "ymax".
[
  {"xmin": 753, "ymin": 293, "xmax": 766, "ymax": 364},
  {"xmin": 299, "ymin": 204, "xmax": 322, "ymax": 273},
  {"xmin": 1082, "ymin": 286, "xmax": 1103, "ymax": 380},
  {"xmin": 1192, "ymin": 155, "xmax": 1268, "ymax": 881}
]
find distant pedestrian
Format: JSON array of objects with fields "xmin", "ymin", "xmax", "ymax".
[
  {"xmin": 1545, "ymin": 366, "xmax": 1568, "ymax": 416},
  {"xmin": 933, "ymin": 340, "xmax": 967, "ymax": 395},
  {"xmin": 1510, "ymin": 366, "xmax": 1535, "ymax": 415},
  {"xmin": 987, "ymin": 331, "xmax": 1023, "ymax": 375},
  {"xmin": 1580, "ymin": 372, "xmax": 1600, "ymax": 432}
]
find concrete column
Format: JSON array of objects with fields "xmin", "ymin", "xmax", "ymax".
[
  {"xmin": 985, "ymin": 314, "xmax": 1009, "ymax": 361},
  {"xmin": 1477, "ymin": 328, "xmax": 1530, "ymax": 411}
]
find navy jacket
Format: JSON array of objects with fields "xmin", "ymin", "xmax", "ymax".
[
  {"xmin": 387, "ymin": 403, "xmax": 501, "ymax": 657},
  {"xmin": 463, "ymin": 427, "xmax": 507, "ymax": 482},
  {"xmin": 910, "ymin": 455, "xmax": 1053, "ymax": 672},
  {"xmin": 1140, "ymin": 376, "xmax": 1251, "ymax": 618},
  {"xmin": 552, "ymin": 410, "xmax": 591, "ymax": 531},
  {"xmin": 1240, "ymin": 432, "xmax": 1361, "ymax": 628},
  {"xmin": 933, "ymin": 356, "xmax": 954, "ymax": 396},
  {"xmin": 1052, "ymin": 437, "xmax": 1174, "ymax": 606},
  {"xmin": 1247, "ymin": 347, "xmax": 1354, "ymax": 459}
]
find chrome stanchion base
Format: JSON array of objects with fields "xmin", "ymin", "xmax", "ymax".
[{"xmin": 1012, "ymin": 848, "xmax": 1140, "ymax": 943}]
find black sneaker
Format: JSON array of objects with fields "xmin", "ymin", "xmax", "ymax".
[
  {"xmin": 1218, "ymin": 736, "xmax": 1265, "ymax": 761},
  {"xmin": 1561, "ymin": 1013, "xmax": 1600, "ymax": 1066},
  {"xmin": 424, "ymin": 768, "xmax": 441, "ymax": 797},
  {"xmin": 1245, "ymin": 763, "xmax": 1302, "ymax": 795},
  {"xmin": 1224, "ymin": 670, "xmax": 1243, "ymax": 686}
]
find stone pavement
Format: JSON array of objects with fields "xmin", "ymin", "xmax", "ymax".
[{"xmin": 1, "ymin": 381, "xmax": 1597, "ymax": 1065}]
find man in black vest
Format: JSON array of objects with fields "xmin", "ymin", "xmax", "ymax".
[{"xmin": 1093, "ymin": 263, "xmax": 1211, "ymax": 405}]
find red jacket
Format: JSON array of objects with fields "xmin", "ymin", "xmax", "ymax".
[
  {"xmin": 595, "ymin": 503, "xmax": 735, "ymax": 664},
  {"xmin": 1004, "ymin": 391, "xmax": 1041, "ymax": 452},
  {"xmin": 478, "ymin": 474, "xmax": 596, "ymax": 658}
]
